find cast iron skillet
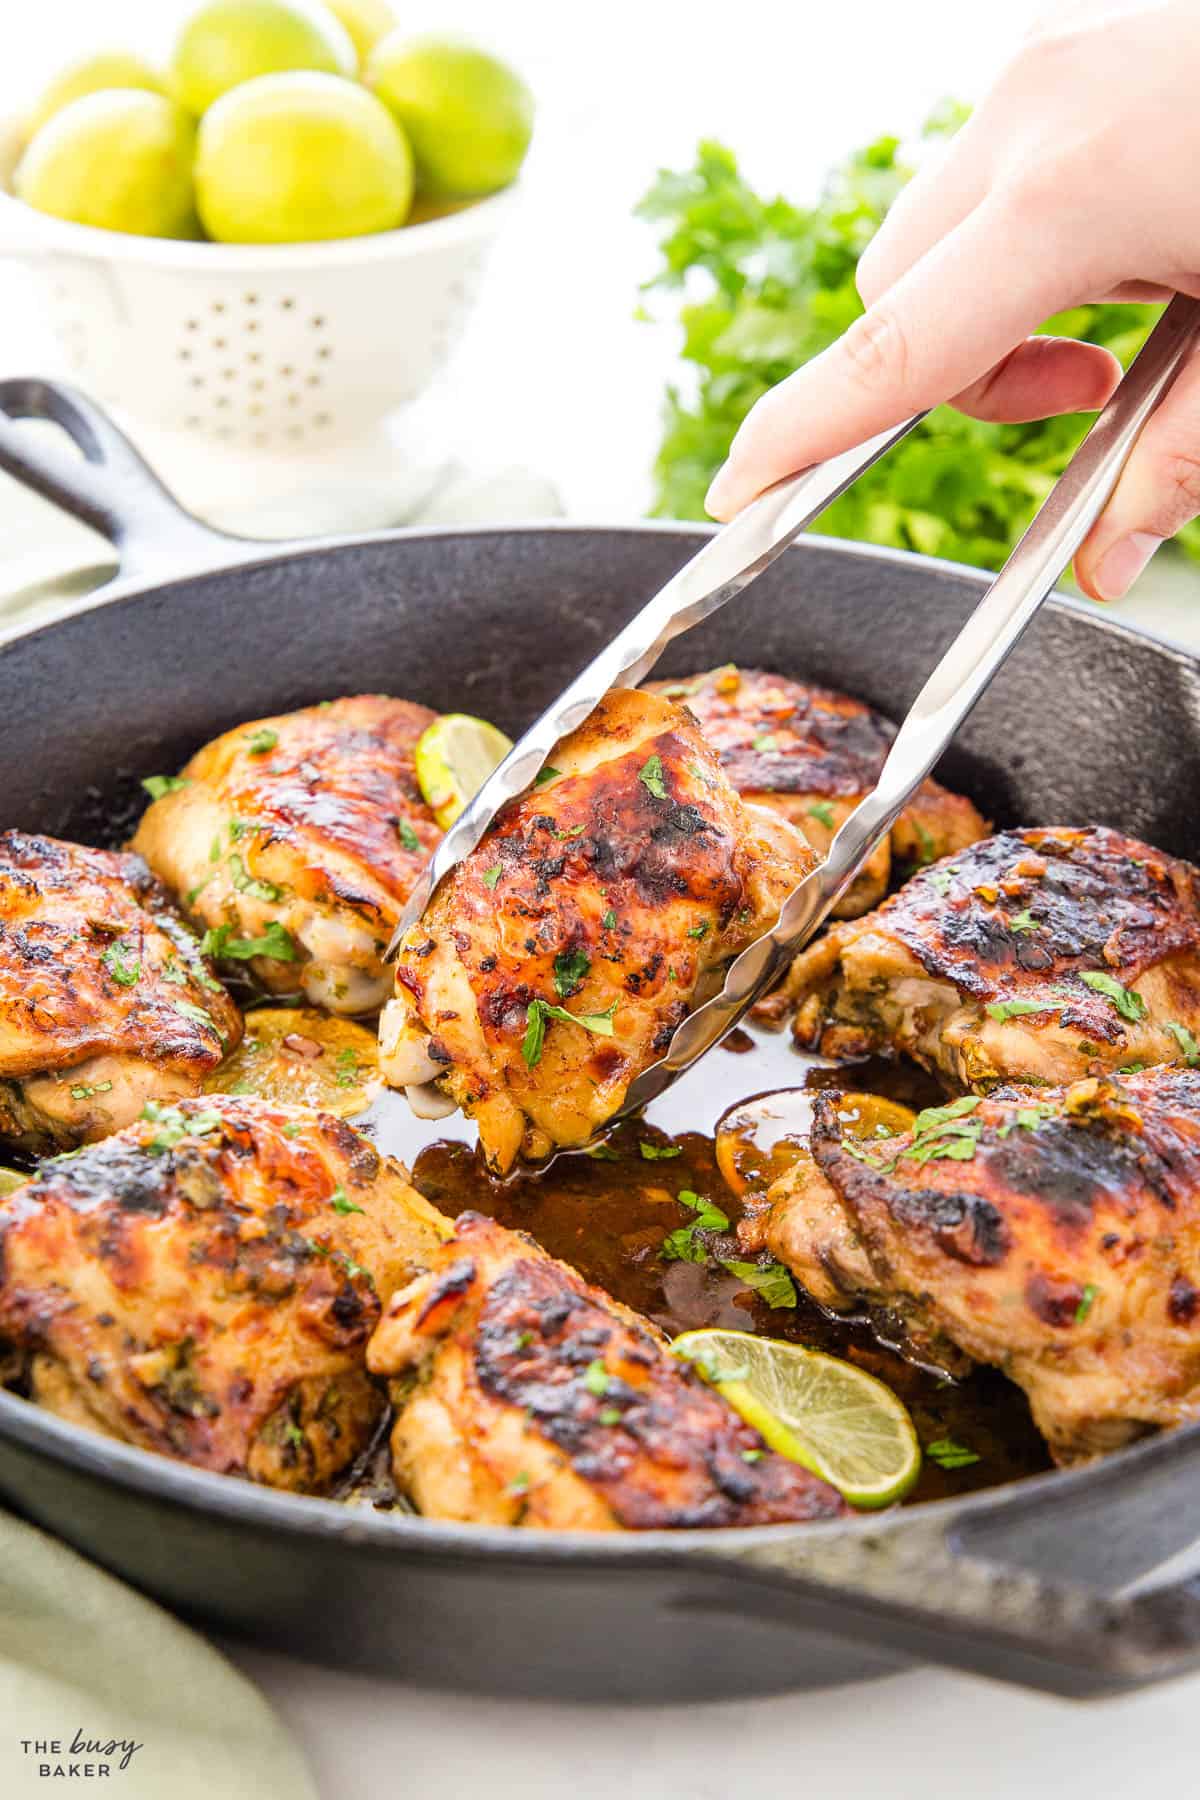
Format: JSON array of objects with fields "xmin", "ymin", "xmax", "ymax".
[{"xmin": 4, "ymin": 378, "xmax": 1200, "ymax": 1704}]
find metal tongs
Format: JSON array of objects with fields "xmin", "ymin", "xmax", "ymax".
[{"xmin": 392, "ymin": 291, "xmax": 1200, "ymax": 1131}]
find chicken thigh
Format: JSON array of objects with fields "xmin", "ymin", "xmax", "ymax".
[
  {"xmin": 764, "ymin": 1069, "xmax": 1200, "ymax": 1462},
  {"xmin": 0, "ymin": 832, "xmax": 241, "ymax": 1154},
  {"xmin": 368, "ymin": 1210, "xmax": 846, "ymax": 1528},
  {"xmin": 0, "ymin": 1094, "xmax": 447, "ymax": 1490},
  {"xmin": 381, "ymin": 688, "xmax": 817, "ymax": 1172},
  {"xmin": 134, "ymin": 695, "xmax": 441, "ymax": 1015},
  {"xmin": 781, "ymin": 826, "xmax": 1200, "ymax": 1090},
  {"xmin": 645, "ymin": 666, "xmax": 986, "ymax": 916}
]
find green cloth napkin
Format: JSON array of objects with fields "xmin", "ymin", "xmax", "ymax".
[{"xmin": 0, "ymin": 1510, "xmax": 317, "ymax": 1798}]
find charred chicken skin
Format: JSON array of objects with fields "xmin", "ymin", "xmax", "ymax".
[
  {"xmin": 367, "ymin": 1210, "xmax": 847, "ymax": 1529},
  {"xmin": 781, "ymin": 826, "xmax": 1200, "ymax": 1090},
  {"xmin": 381, "ymin": 688, "xmax": 817, "ymax": 1173},
  {"xmin": 0, "ymin": 1094, "xmax": 447, "ymax": 1491},
  {"xmin": 133, "ymin": 695, "xmax": 442, "ymax": 1016},
  {"xmin": 0, "ymin": 832, "xmax": 242, "ymax": 1154},
  {"xmin": 645, "ymin": 666, "xmax": 987, "ymax": 916},
  {"xmin": 765, "ymin": 1070, "xmax": 1200, "ymax": 1463}
]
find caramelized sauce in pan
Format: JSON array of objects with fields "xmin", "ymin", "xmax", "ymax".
[{"xmin": 365, "ymin": 1022, "xmax": 1051, "ymax": 1507}]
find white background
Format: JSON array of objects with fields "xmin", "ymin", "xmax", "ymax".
[{"xmin": 3, "ymin": 3, "xmax": 1197, "ymax": 1795}]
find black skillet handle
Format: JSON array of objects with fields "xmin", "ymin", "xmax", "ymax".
[
  {"xmin": 699, "ymin": 1426, "xmax": 1200, "ymax": 1699},
  {"xmin": 0, "ymin": 377, "xmax": 250, "ymax": 580}
]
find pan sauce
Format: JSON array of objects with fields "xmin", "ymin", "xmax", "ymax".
[{"xmin": 365, "ymin": 1019, "xmax": 1051, "ymax": 1507}]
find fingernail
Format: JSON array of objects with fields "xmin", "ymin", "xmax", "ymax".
[
  {"xmin": 705, "ymin": 461, "xmax": 738, "ymax": 520},
  {"xmin": 1093, "ymin": 531, "xmax": 1163, "ymax": 601}
]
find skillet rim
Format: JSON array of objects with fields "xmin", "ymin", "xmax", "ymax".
[{"xmin": 2, "ymin": 520, "xmax": 1200, "ymax": 1558}]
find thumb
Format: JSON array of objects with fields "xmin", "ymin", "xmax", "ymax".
[
  {"xmin": 705, "ymin": 198, "xmax": 1084, "ymax": 520},
  {"xmin": 1075, "ymin": 341, "xmax": 1200, "ymax": 600}
]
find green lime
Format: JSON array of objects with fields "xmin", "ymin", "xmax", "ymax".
[
  {"xmin": 325, "ymin": 0, "xmax": 394, "ymax": 65},
  {"xmin": 26, "ymin": 51, "xmax": 168, "ymax": 139},
  {"xmin": 195, "ymin": 71, "xmax": 413, "ymax": 244},
  {"xmin": 205, "ymin": 1008, "xmax": 381, "ymax": 1117},
  {"xmin": 0, "ymin": 1167, "xmax": 26, "ymax": 1196},
  {"xmin": 414, "ymin": 713, "xmax": 513, "ymax": 829},
  {"xmin": 170, "ymin": 0, "xmax": 356, "ymax": 115},
  {"xmin": 16, "ymin": 91, "xmax": 198, "ymax": 239},
  {"xmin": 366, "ymin": 33, "xmax": 533, "ymax": 198},
  {"xmin": 672, "ymin": 1328, "xmax": 921, "ymax": 1509}
]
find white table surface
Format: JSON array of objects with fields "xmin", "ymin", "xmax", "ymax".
[{"xmin": 5, "ymin": 3, "xmax": 1200, "ymax": 1794}]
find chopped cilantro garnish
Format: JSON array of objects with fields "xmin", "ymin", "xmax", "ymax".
[
  {"xmin": 397, "ymin": 819, "xmax": 421, "ymax": 853},
  {"xmin": 687, "ymin": 920, "xmax": 710, "ymax": 938},
  {"xmin": 553, "ymin": 947, "xmax": 591, "ymax": 998},
  {"xmin": 330, "ymin": 1186, "xmax": 365, "ymax": 1215},
  {"xmin": 1166, "ymin": 1020, "xmax": 1200, "ymax": 1065},
  {"xmin": 1009, "ymin": 909, "xmax": 1039, "ymax": 933},
  {"xmin": 598, "ymin": 1406, "xmax": 623, "ymax": 1427},
  {"xmin": 202, "ymin": 921, "xmax": 297, "ymax": 963},
  {"xmin": 521, "ymin": 997, "xmax": 618, "ymax": 1067},
  {"xmin": 807, "ymin": 800, "xmax": 836, "ymax": 829},
  {"xmin": 639, "ymin": 1141, "xmax": 682, "ymax": 1160},
  {"xmin": 228, "ymin": 854, "xmax": 283, "ymax": 903},
  {"xmin": 1079, "ymin": 971, "xmax": 1146, "ymax": 1022},
  {"xmin": 638, "ymin": 753, "xmax": 668, "ymax": 800},
  {"xmin": 926, "ymin": 1437, "xmax": 980, "ymax": 1470},
  {"xmin": 141, "ymin": 774, "xmax": 189, "ymax": 799},
  {"xmin": 661, "ymin": 1188, "xmax": 730, "ymax": 1261},
  {"xmin": 534, "ymin": 766, "xmax": 561, "ymax": 787},
  {"xmin": 140, "ymin": 1100, "xmax": 223, "ymax": 1153},
  {"xmin": 244, "ymin": 727, "xmax": 278, "ymax": 755},
  {"xmin": 985, "ymin": 997, "xmax": 1048, "ymax": 1023},
  {"xmin": 584, "ymin": 1359, "xmax": 610, "ymax": 1397},
  {"xmin": 601, "ymin": 908, "xmax": 617, "ymax": 929},
  {"xmin": 752, "ymin": 733, "xmax": 778, "ymax": 752},
  {"xmin": 720, "ymin": 1258, "xmax": 798, "ymax": 1309},
  {"xmin": 173, "ymin": 999, "xmax": 222, "ymax": 1039},
  {"xmin": 482, "ymin": 865, "xmax": 502, "ymax": 890},
  {"xmin": 1075, "ymin": 1282, "xmax": 1099, "ymax": 1323},
  {"xmin": 929, "ymin": 866, "xmax": 958, "ymax": 896},
  {"xmin": 101, "ymin": 940, "xmax": 140, "ymax": 987},
  {"xmin": 911, "ymin": 819, "xmax": 937, "ymax": 864}
]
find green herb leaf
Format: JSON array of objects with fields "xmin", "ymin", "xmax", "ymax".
[
  {"xmin": 173, "ymin": 999, "xmax": 222, "ymax": 1040},
  {"xmin": 638, "ymin": 753, "xmax": 668, "ymax": 800},
  {"xmin": 985, "ymin": 997, "xmax": 1048, "ymax": 1023},
  {"xmin": 482, "ymin": 865, "xmax": 502, "ymax": 890},
  {"xmin": 101, "ymin": 940, "xmax": 140, "ymax": 987},
  {"xmin": 1009, "ymin": 909, "xmax": 1039, "ymax": 933},
  {"xmin": 244, "ymin": 727, "xmax": 278, "ymax": 756},
  {"xmin": 1166, "ymin": 1020, "xmax": 1200, "ymax": 1066},
  {"xmin": 227, "ymin": 854, "xmax": 283, "ymax": 904},
  {"xmin": 911, "ymin": 820, "xmax": 937, "ymax": 865},
  {"xmin": 719, "ymin": 1258, "xmax": 798, "ymax": 1309},
  {"xmin": 752, "ymin": 733, "xmax": 778, "ymax": 752},
  {"xmin": 639, "ymin": 1141, "xmax": 682, "ymax": 1160},
  {"xmin": 584, "ymin": 1359, "xmax": 610, "ymax": 1397},
  {"xmin": 397, "ymin": 819, "xmax": 421, "ymax": 853},
  {"xmin": 330, "ymin": 1186, "xmax": 365, "ymax": 1215},
  {"xmin": 598, "ymin": 1406, "xmax": 623, "ymax": 1427},
  {"xmin": 534, "ymin": 766, "xmax": 560, "ymax": 787},
  {"xmin": 553, "ymin": 948, "xmax": 591, "ymax": 998},
  {"xmin": 1079, "ymin": 971, "xmax": 1146, "ymax": 1022},
  {"xmin": 521, "ymin": 998, "xmax": 618, "ymax": 1068},
  {"xmin": 141, "ymin": 774, "xmax": 189, "ymax": 799},
  {"xmin": 201, "ymin": 921, "xmax": 297, "ymax": 963},
  {"xmin": 687, "ymin": 920, "xmax": 710, "ymax": 939},
  {"xmin": 1075, "ymin": 1282, "xmax": 1099, "ymax": 1324},
  {"xmin": 601, "ymin": 908, "xmax": 617, "ymax": 929},
  {"xmin": 926, "ymin": 1436, "xmax": 980, "ymax": 1470},
  {"xmin": 140, "ymin": 1100, "xmax": 223, "ymax": 1153},
  {"xmin": 806, "ymin": 800, "xmax": 836, "ymax": 828}
]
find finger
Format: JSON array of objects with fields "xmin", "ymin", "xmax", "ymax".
[
  {"xmin": 705, "ymin": 197, "xmax": 1096, "ymax": 519},
  {"xmin": 1075, "ymin": 345, "xmax": 1200, "ymax": 600},
  {"xmin": 953, "ymin": 335, "xmax": 1122, "ymax": 423},
  {"xmin": 856, "ymin": 125, "xmax": 987, "ymax": 306}
]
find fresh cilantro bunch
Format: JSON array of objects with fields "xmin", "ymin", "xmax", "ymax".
[{"xmin": 637, "ymin": 110, "xmax": 1200, "ymax": 570}]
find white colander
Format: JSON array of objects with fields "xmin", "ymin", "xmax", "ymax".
[{"xmin": 0, "ymin": 121, "xmax": 511, "ymax": 451}]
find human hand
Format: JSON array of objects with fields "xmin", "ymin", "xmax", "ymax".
[{"xmin": 705, "ymin": 0, "xmax": 1200, "ymax": 601}]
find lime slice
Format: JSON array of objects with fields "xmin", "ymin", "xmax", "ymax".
[
  {"xmin": 205, "ymin": 1007, "xmax": 380, "ymax": 1118},
  {"xmin": 672, "ymin": 1327, "xmax": 920, "ymax": 1509},
  {"xmin": 415, "ymin": 713, "xmax": 513, "ymax": 829},
  {"xmin": 0, "ymin": 1167, "xmax": 28, "ymax": 1196}
]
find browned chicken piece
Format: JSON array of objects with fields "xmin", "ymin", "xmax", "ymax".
[
  {"xmin": 133, "ymin": 695, "xmax": 442, "ymax": 1016},
  {"xmin": 780, "ymin": 826, "xmax": 1200, "ymax": 1091},
  {"xmin": 0, "ymin": 832, "xmax": 242, "ymax": 1154},
  {"xmin": 367, "ymin": 1210, "xmax": 847, "ymax": 1529},
  {"xmin": 0, "ymin": 1094, "xmax": 448, "ymax": 1491},
  {"xmin": 381, "ymin": 688, "xmax": 817, "ymax": 1173},
  {"xmin": 764, "ymin": 1070, "xmax": 1200, "ymax": 1463},
  {"xmin": 645, "ymin": 666, "xmax": 987, "ymax": 917}
]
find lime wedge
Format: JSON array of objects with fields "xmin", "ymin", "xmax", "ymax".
[
  {"xmin": 415, "ymin": 713, "xmax": 513, "ymax": 829},
  {"xmin": 672, "ymin": 1327, "xmax": 920, "ymax": 1509},
  {"xmin": 0, "ymin": 1167, "xmax": 27, "ymax": 1196}
]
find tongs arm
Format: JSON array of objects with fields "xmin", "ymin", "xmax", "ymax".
[{"xmin": 617, "ymin": 291, "xmax": 1200, "ymax": 1118}]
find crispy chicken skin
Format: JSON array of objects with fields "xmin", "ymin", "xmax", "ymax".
[
  {"xmin": 381, "ymin": 688, "xmax": 817, "ymax": 1172},
  {"xmin": 133, "ymin": 695, "xmax": 442, "ymax": 1016},
  {"xmin": 0, "ymin": 832, "xmax": 241, "ymax": 1154},
  {"xmin": 0, "ymin": 1094, "xmax": 448, "ymax": 1491},
  {"xmin": 781, "ymin": 827, "xmax": 1200, "ymax": 1090},
  {"xmin": 368, "ymin": 1211, "xmax": 847, "ymax": 1529},
  {"xmin": 765, "ymin": 1071, "xmax": 1200, "ymax": 1463},
  {"xmin": 645, "ymin": 667, "xmax": 986, "ymax": 916}
]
